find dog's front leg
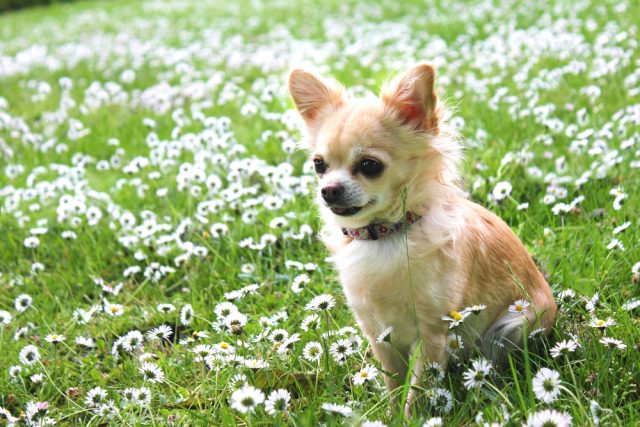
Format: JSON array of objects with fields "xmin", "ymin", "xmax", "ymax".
[
  {"xmin": 371, "ymin": 340, "xmax": 407, "ymax": 397},
  {"xmin": 404, "ymin": 333, "xmax": 447, "ymax": 418}
]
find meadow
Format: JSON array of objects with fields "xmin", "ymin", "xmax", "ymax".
[{"xmin": 0, "ymin": 0, "xmax": 639, "ymax": 425}]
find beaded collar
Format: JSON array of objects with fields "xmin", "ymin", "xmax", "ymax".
[{"xmin": 341, "ymin": 211, "xmax": 421, "ymax": 241}]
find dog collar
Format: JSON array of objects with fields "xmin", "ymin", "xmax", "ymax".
[{"xmin": 341, "ymin": 211, "xmax": 421, "ymax": 241}]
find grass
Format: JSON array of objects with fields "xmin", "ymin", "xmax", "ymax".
[{"xmin": 0, "ymin": 0, "xmax": 639, "ymax": 425}]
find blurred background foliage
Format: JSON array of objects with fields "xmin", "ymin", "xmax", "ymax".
[{"xmin": 1, "ymin": 0, "xmax": 80, "ymax": 13}]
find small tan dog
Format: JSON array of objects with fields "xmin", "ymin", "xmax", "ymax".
[{"xmin": 288, "ymin": 64, "xmax": 556, "ymax": 414}]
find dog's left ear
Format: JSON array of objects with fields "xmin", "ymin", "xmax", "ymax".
[{"xmin": 381, "ymin": 63, "xmax": 439, "ymax": 132}]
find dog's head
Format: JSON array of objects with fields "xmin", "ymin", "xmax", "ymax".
[{"xmin": 288, "ymin": 64, "xmax": 460, "ymax": 229}]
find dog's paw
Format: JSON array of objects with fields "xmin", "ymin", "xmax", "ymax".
[{"xmin": 404, "ymin": 402, "xmax": 413, "ymax": 419}]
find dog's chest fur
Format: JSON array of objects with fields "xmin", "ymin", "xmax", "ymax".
[{"xmin": 331, "ymin": 226, "xmax": 456, "ymax": 350}]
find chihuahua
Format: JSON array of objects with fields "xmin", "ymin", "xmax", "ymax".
[{"xmin": 288, "ymin": 64, "xmax": 556, "ymax": 414}]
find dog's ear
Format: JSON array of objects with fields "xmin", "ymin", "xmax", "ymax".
[
  {"xmin": 288, "ymin": 69, "xmax": 344, "ymax": 127},
  {"xmin": 381, "ymin": 63, "xmax": 439, "ymax": 132}
]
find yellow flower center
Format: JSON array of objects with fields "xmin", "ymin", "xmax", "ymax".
[
  {"xmin": 220, "ymin": 342, "xmax": 229, "ymax": 349},
  {"xmin": 449, "ymin": 311, "xmax": 463, "ymax": 321},
  {"xmin": 110, "ymin": 306, "xmax": 118, "ymax": 313},
  {"xmin": 360, "ymin": 372, "xmax": 368, "ymax": 378},
  {"xmin": 450, "ymin": 339, "xmax": 459, "ymax": 349},
  {"xmin": 515, "ymin": 304, "xmax": 523, "ymax": 311},
  {"xmin": 597, "ymin": 319, "xmax": 605, "ymax": 326},
  {"xmin": 52, "ymin": 335, "xmax": 58, "ymax": 340}
]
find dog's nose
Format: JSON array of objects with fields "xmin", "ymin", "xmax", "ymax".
[{"xmin": 321, "ymin": 184, "xmax": 344, "ymax": 204}]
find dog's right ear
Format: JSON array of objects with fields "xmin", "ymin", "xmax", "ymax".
[{"xmin": 288, "ymin": 69, "xmax": 344, "ymax": 127}]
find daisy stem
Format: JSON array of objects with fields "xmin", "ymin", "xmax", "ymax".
[
  {"xmin": 593, "ymin": 346, "xmax": 614, "ymax": 391},
  {"xmin": 323, "ymin": 311, "xmax": 331, "ymax": 375},
  {"xmin": 485, "ymin": 381, "xmax": 515, "ymax": 410},
  {"xmin": 563, "ymin": 353, "xmax": 578, "ymax": 389},
  {"xmin": 559, "ymin": 385, "xmax": 590, "ymax": 420}
]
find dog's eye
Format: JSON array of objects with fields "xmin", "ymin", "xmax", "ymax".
[
  {"xmin": 313, "ymin": 159, "xmax": 327, "ymax": 175},
  {"xmin": 358, "ymin": 159, "xmax": 384, "ymax": 178}
]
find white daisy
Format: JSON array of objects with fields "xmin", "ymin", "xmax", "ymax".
[
  {"xmin": 599, "ymin": 337, "xmax": 626, "ymax": 350},
  {"xmin": 463, "ymin": 358, "xmax": 493, "ymax": 389},
  {"xmin": 442, "ymin": 310, "xmax": 470, "ymax": 329},
  {"xmin": 430, "ymin": 388, "xmax": 453, "ymax": 413},
  {"xmin": 0, "ymin": 406, "xmax": 19, "ymax": 424},
  {"xmin": 146, "ymin": 324, "xmax": 172, "ymax": 341},
  {"xmin": 550, "ymin": 339, "xmax": 579, "ymax": 358},
  {"xmin": 422, "ymin": 417, "xmax": 444, "ymax": 427},
  {"xmin": 622, "ymin": 298, "xmax": 640, "ymax": 311},
  {"xmin": 588, "ymin": 317, "xmax": 616, "ymax": 330},
  {"xmin": 214, "ymin": 302, "xmax": 239, "ymax": 318},
  {"xmin": 243, "ymin": 358, "xmax": 269, "ymax": 369},
  {"xmin": 525, "ymin": 409, "xmax": 571, "ymax": 427},
  {"xmin": 157, "ymin": 303, "xmax": 176, "ymax": 313},
  {"xmin": 14, "ymin": 294, "xmax": 33, "ymax": 312},
  {"xmin": 75, "ymin": 336, "xmax": 96, "ymax": 348},
  {"xmin": 0, "ymin": 310, "xmax": 11, "ymax": 326},
  {"xmin": 204, "ymin": 354, "xmax": 227, "ymax": 371},
  {"xmin": 292, "ymin": 274, "xmax": 310, "ymax": 293},
  {"xmin": 139, "ymin": 362, "xmax": 165, "ymax": 383},
  {"xmin": 426, "ymin": 361, "xmax": 445, "ymax": 381},
  {"xmin": 14, "ymin": 326, "xmax": 29, "ymax": 341},
  {"xmin": 529, "ymin": 327, "xmax": 547, "ymax": 338},
  {"xmin": 353, "ymin": 365, "xmax": 379, "ymax": 385},
  {"xmin": 269, "ymin": 328, "xmax": 289, "ymax": 343},
  {"xmin": 122, "ymin": 387, "xmax": 139, "ymax": 403},
  {"xmin": 104, "ymin": 302, "xmax": 124, "ymax": 316},
  {"xmin": 321, "ymin": 403, "xmax": 353, "ymax": 416},
  {"xmin": 557, "ymin": 289, "xmax": 576, "ymax": 303},
  {"xmin": 180, "ymin": 304, "xmax": 194, "ymax": 326},
  {"xmin": 228, "ymin": 373, "xmax": 248, "ymax": 390},
  {"xmin": 230, "ymin": 385, "xmax": 265, "ymax": 414},
  {"xmin": 464, "ymin": 304, "xmax": 487, "ymax": 315},
  {"xmin": 446, "ymin": 333, "xmax": 464, "ymax": 354},
  {"xmin": 301, "ymin": 313, "xmax": 320, "ymax": 331},
  {"xmin": 44, "ymin": 333, "xmax": 65, "ymax": 343},
  {"xmin": 532, "ymin": 368, "xmax": 562, "ymax": 403},
  {"xmin": 585, "ymin": 292, "xmax": 599, "ymax": 312},
  {"xmin": 306, "ymin": 294, "xmax": 336, "ymax": 312},
  {"xmin": 508, "ymin": 299, "xmax": 530, "ymax": 314},
  {"xmin": 213, "ymin": 341, "xmax": 235, "ymax": 354},
  {"xmin": 492, "ymin": 181, "xmax": 512, "ymax": 202},
  {"xmin": 590, "ymin": 400, "xmax": 605, "ymax": 425},
  {"xmin": 8, "ymin": 365, "xmax": 22, "ymax": 380},
  {"xmin": 85, "ymin": 386, "xmax": 107, "ymax": 407},
  {"xmin": 376, "ymin": 326, "xmax": 393, "ymax": 344},
  {"xmin": 137, "ymin": 387, "xmax": 152, "ymax": 405},
  {"xmin": 264, "ymin": 389, "xmax": 291, "ymax": 415},
  {"xmin": 122, "ymin": 330, "xmax": 144, "ymax": 352},
  {"xmin": 303, "ymin": 341, "xmax": 323, "ymax": 363},
  {"xmin": 19, "ymin": 345, "xmax": 40, "ymax": 366},
  {"xmin": 613, "ymin": 221, "xmax": 631, "ymax": 234},
  {"xmin": 191, "ymin": 344, "xmax": 214, "ymax": 361},
  {"xmin": 330, "ymin": 338, "xmax": 354, "ymax": 364}
]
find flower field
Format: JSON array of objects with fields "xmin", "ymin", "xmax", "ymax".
[{"xmin": 0, "ymin": 0, "xmax": 639, "ymax": 425}]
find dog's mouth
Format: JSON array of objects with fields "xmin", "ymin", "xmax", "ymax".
[
  {"xmin": 330, "ymin": 206, "xmax": 362, "ymax": 216},
  {"xmin": 328, "ymin": 200, "xmax": 374, "ymax": 217}
]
